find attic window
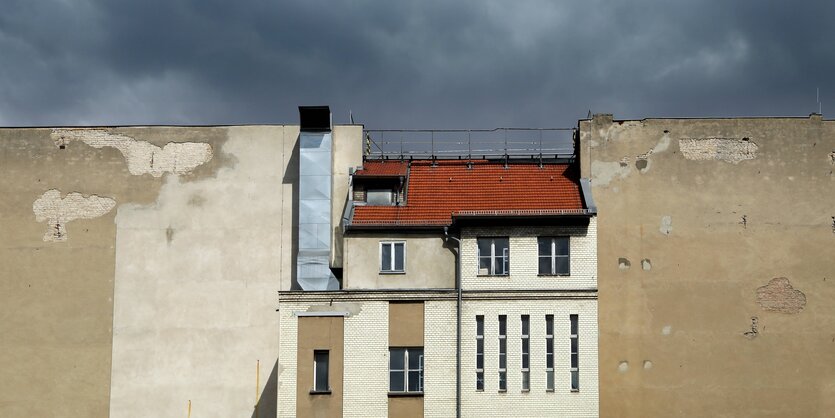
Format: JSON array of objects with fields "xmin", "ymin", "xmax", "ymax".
[{"xmin": 367, "ymin": 189, "xmax": 394, "ymax": 205}]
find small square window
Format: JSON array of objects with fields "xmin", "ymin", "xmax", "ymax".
[
  {"xmin": 380, "ymin": 242, "xmax": 405, "ymax": 273},
  {"xmin": 478, "ymin": 237, "xmax": 509, "ymax": 276},
  {"xmin": 538, "ymin": 237, "xmax": 570, "ymax": 275}
]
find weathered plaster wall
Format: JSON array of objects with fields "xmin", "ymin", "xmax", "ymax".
[
  {"xmin": 342, "ymin": 233, "xmax": 456, "ymax": 289},
  {"xmin": 580, "ymin": 114, "xmax": 835, "ymax": 417},
  {"xmin": 0, "ymin": 126, "xmax": 225, "ymax": 418}
]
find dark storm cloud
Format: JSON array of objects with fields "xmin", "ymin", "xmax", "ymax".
[{"xmin": 0, "ymin": 0, "xmax": 833, "ymax": 128}]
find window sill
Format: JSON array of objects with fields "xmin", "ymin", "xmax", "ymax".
[
  {"xmin": 309, "ymin": 390, "xmax": 332, "ymax": 395},
  {"xmin": 570, "ymin": 389, "xmax": 580, "ymax": 393},
  {"xmin": 521, "ymin": 389, "xmax": 530, "ymax": 393},
  {"xmin": 537, "ymin": 274, "xmax": 571, "ymax": 277},
  {"xmin": 380, "ymin": 271, "xmax": 406, "ymax": 275},
  {"xmin": 545, "ymin": 389, "xmax": 555, "ymax": 393},
  {"xmin": 388, "ymin": 392, "xmax": 423, "ymax": 397},
  {"xmin": 476, "ymin": 274, "xmax": 510, "ymax": 278},
  {"xmin": 497, "ymin": 389, "xmax": 507, "ymax": 393}
]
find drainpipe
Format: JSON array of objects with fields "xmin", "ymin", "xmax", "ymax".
[{"xmin": 444, "ymin": 226, "xmax": 462, "ymax": 418}]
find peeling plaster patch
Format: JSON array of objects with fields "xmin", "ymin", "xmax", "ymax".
[
  {"xmin": 661, "ymin": 325, "xmax": 672, "ymax": 335},
  {"xmin": 618, "ymin": 361, "xmax": 629, "ymax": 373},
  {"xmin": 643, "ymin": 360, "xmax": 653, "ymax": 370},
  {"xmin": 51, "ymin": 128, "xmax": 213, "ymax": 177},
  {"xmin": 618, "ymin": 258, "xmax": 631, "ymax": 270},
  {"xmin": 660, "ymin": 216, "xmax": 672, "ymax": 235},
  {"xmin": 306, "ymin": 303, "xmax": 362, "ymax": 316},
  {"xmin": 679, "ymin": 137, "xmax": 758, "ymax": 163},
  {"xmin": 641, "ymin": 259, "xmax": 652, "ymax": 271},
  {"xmin": 33, "ymin": 189, "xmax": 116, "ymax": 242},
  {"xmin": 636, "ymin": 158, "xmax": 648, "ymax": 171},
  {"xmin": 756, "ymin": 277, "xmax": 806, "ymax": 314},
  {"xmin": 591, "ymin": 161, "xmax": 631, "ymax": 186}
]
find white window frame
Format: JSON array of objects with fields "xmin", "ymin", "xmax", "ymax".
[
  {"xmin": 521, "ymin": 315, "xmax": 530, "ymax": 391},
  {"xmin": 498, "ymin": 314, "xmax": 507, "ymax": 391},
  {"xmin": 477, "ymin": 237, "xmax": 509, "ymax": 276},
  {"xmin": 545, "ymin": 315, "xmax": 555, "ymax": 391},
  {"xmin": 389, "ymin": 347, "xmax": 424, "ymax": 393},
  {"xmin": 476, "ymin": 315, "xmax": 485, "ymax": 391},
  {"xmin": 569, "ymin": 314, "xmax": 579, "ymax": 391},
  {"xmin": 380, "ymin": 241, "xmax": 405, "ymax": 274},
  {"xmin": 538, "ymin": 236, "xmax": 570, "ymax": 276},
  {"xmin": 313, "ymin": 350, "xmax": 329, "ymax": 393}
]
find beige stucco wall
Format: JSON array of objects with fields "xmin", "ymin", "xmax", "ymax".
[
  {"xmin": 580, "ymin": 114, "xmax": 835, "ymax": 417},
  {"xmin": 342, "ymin": 233, "xmax": 456, "ymax": 289}
]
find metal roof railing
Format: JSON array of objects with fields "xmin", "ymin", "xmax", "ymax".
[{"xmin": 363, "ymin": 127, "xmax": 576, "ymax": 159}]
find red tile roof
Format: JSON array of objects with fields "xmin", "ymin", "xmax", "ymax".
[
  {"xmin": 353, "ymin": 160, "xmax": 408, "ymax": 177},
  {"xmin": 351, "ymin": 159, "xmax": 586, "ymax": 226}
]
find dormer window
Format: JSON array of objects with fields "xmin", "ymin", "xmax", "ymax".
[{"xmin": 367, "ymin": 189, "xmax": 394, "ymax": 205}]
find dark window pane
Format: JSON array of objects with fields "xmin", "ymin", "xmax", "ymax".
[
  {"xmin": 555, "ymin": 256, "xmax": 569, "ymax": 275},
  {"xmin": 546, "ymin": 352, "xmax": 554, "ymax": 368},
  {"xmin": 555, "ymin": 237, "xmax": 569, "ymax": 256},
  {"xmin": 476, "ymin": 316, "xmax": 484, "ymax": 336},
  {"xmin": 546, "ymin": 315, "xmax": 554, "ymax": 335},
  {"xmin": 571, "ymin": 353, "xmax": 579, "ymax": 368},
  {"xmin": 571, "ymin": 339, "xmax": 578, "ymax": 353},
  {"xmin": 494, "ymin": 256, "xmax": 504, "ymax": 275},
  {"xmin": 522, "ymin": 371, "xmax": 530, "ymax": 390},
  {"xmin": 476, "ymin": 353, "xmax": 484, "ymax": 369},
  {"xmin": 571, "ymin": 370, "xmax": 579, "ymax": 390},
  {"xmin": 390, "ymin": 348, "xmax": 405, "ymax": 370},
  {"xmin": 570, "ymin": 315, "xmax": 578, "ymax": 335},
  {"xmin": 477, "ymin": 239, "xmax": 491, "ymax": 258},
  {"xmin": 538, "ymin": 237, "xmax": 551, "ymax": 256},
  {"xmin": 314, "ymin": 351, "xmax": 329, "ymax": 391},
  {"xmin": 479, "ymin": 256, "xmax": 491, "ymax": 274},
  {"xmin": 495, "ymin": 238, "xmax": 509, "ymax": 253},
  {"xmin": 408, "ymin": 349, "xmax": 423, "ymax": 370},
  {"xmin": 390, "ymin": 371, "xmax": 405, "ymax": 391},
  {"xmin": 522, "ymin": 353, "xmax": 529, "ymax": 369},
  {"xmin": 539, "ymin": 256, "xmax": 552, "ymax": 275},
  {"xmin": 499, "ymin": 372, "xmax": 507, "ymax": 390},
  {"xmin": 521, "ymin": 316, "xmax": 530, "ymax": 335},
  {"xmin": 408, "ymin": 371, "xmax": 422, "ymax": 392},
  {"xmin": 546, "ymin": 371, "xmax": 555, "ymax": 390},
  {"xmin": 394, "ymin": 243, "xmax": 404, "ymax": 271},
  {"xmin": 522, "ymin": 339, "xmax": 529, "ymax": 354},
  {"xmin": 498, "ymin": 316, "xmax": 507, "ymax": 336},
  {"xmin": 476, "ymin": 372, "xmax": 484, "ymax": 390},
  {"xmin": 381, "ymin": 243, "xmax": 391, "ymax": 271}
]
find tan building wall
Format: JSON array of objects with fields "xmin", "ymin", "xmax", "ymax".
[
  {"xmin": 342, "ymin": 233, "xmax": 456, "ymax": 289},
  {"xmin": 580, "ymin": 114, "xmax": 835, "ymax": 417},
  {"xmin": 297, "ymin": 316, "xmax": 344, "ymax": 418}
]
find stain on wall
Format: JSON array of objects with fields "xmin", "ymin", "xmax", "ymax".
[
  {"xmin": 756, "ymin": 277, "xmax": 806, "ymax": 314},
  {"xmin": 51, "ymin": 128, "xmax": 213, "ymax": 177},
  {"xmin": 32, "ymin": 189, "xmax": 116, "ymax": 242}
]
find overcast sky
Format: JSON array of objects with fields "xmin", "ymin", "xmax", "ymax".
[{"xmin": 1, "ymin": 0, "xmax": 833, "ymax": 129}]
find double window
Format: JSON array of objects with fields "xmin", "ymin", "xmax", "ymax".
[
  {"xmin": 478, "ymin": 237, "xmax": 509, "ymax": 275},
  {"xmin": 538, "ymin": 237, "xmax": 570, "ymax": 275},
  {"xmin": 380, "ymin": 241, "xmax": 405, "ymax": 273},
  {"xmin": 390, "ymin": 347, "xmax": 423, "ymax": 393},
  {"xmin": 313, "ymin": 350, "xmax": 330, "ymax": 393}
]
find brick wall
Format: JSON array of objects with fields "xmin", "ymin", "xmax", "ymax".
[{"xmin": 423, "ymin": 301, "xmax": 457, "ymax": 417}]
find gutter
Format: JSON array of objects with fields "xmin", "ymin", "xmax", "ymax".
[{"xmin": 443, "ymin": 226, "xmax": 462, "ymax": 418}]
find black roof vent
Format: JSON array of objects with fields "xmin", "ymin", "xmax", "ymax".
[{"xmin": 299, "ymin": 106, "xmax": 331, "ymax": 132}]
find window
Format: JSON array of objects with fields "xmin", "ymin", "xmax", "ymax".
[
  {"xmin": 570, "ymin": 314, "xmax": 579, "ymax": 391},
  {"xmin": 498, "ymin": 315, "xmax": 507, "ymax": 391},
  {"xmin": 545, "ymin": 315, "xmax": 554, "ymax": 391},
  {"xmin": 521, "ymin": 315, "xmax": 530, "ymax": 391},
  {"xmin": 538, "ymin": 237, "xmax": 569, "ymax": 275},
  {"xmin": 367, "ymin": 189, "xmax": 394, "ymax": 205},
  {"xmin": 380, "ymin": 241, "xmax": 405, "ymax": 273},
  {"xmin": 476, "ymin": 315, "xmax": 484, "ymax": 391},
  {"xmin": 478, "ymin": 237, "xmax": 509, "ymax": 275},
  {"xmin": 390, "ymin": 348, "xmax": 423, "ymax": 393},
  {"xmin": 313, "ymin": 350, "xmax": 329, "ymax": 393}
]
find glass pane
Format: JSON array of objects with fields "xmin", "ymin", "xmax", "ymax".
[
  {"xmin": 477, "ymin": 239, "xmax": 491, "ymax": 258},
  {"xmin": 570, "ymin": 315, "xmax": 578, "ymax": 335},
  {"xmin": 546, "ymin": 352, "xmax": 554, "ymax": 368},
  {"xmin": 571, "ymin": 353, "xmax": 579, "ymax": 368},
  {"xmin": 522, "ymin": 339, "xmax": 529, "ymax": 354},
  {"xmin": 493, "ymin": 255, "xmax": 504, "ymax": 275},
  {"xmin": 499, "ymin": 354, "xmax": 506, "ymax": 370},
  {"xmin": 476, "ymin": 316, "xmax": 484, "ymax": 336},
  {"xmin": 522, "ymin": 371, "xmax": 530, "ymax": 390},
  {"xmin": 408, "ymin": 349, "xmax": 423, "ymax": 370},
  {"xmin": 546, "ymin": 315, "xmax": 554, "ymax": 335},
  {"xmin": 494, "ymin": 238, "xmax": 509, "ymax": 253},
  {"xmin": 476, "ymin": 372, "xmax": 484, "ymax": 390},
  {"xmin": 571, "ymin": 370, "xmax": 579, "ymax": 390},
  {"xmin": 381, "ymin": 243, "xmax": 391, "ymax": 271},
  {"xmin": 555, "ymin": 237, "xmax": 569, "ymax": 256},
  {"xmin": 539, "ymin": 256, "xmax": 552, "ymax": 275},
  {"xmin": 522, "ymin": 353, "xmax": 529, "ymax": 369},
  {"xmin": 390, "ymin": 371, "xmax": 405, "ymax": 391},
  {"xmin": 521, "ymin": 316, "xmax": 529, "ymax": 335},
  {"xmin": 390, "ymin": 348, "xmax": 405, "ymax": 370},
  {"xmin": 408, "ymin": 371, "xmax": 421, "ymax": 392},
  {"xmin": 394, "ymin": 243, "xmax": 404, "ymax": 271},
  {"xmin": 367, "ymin": 189, "xmax": 393, "ymax": 205},
  {"xmin": 476, "ymin": 353, "xmax": 484, "ymax": 369},
  {"xmin": 571, "ymin": 339, "xmax": 578, "ymax": 353},
  {"xmin": 314, "ymin": 351, "xmax": 328, "ymax": 391},
  {"xmin": 538, "ymin": 237, "xmax": 551, "ymax": 256},
  {"xmin": 546, "ymin": 371, "xmax": 555, "ymax": 390},
  {"xmin": 556, "ymin": 256, "xmax": 569, "ymax": 275},
  {"xmin": 499, "ymin": 372, "xmax": 507, "ymax": 390},
  {"xmin": 498, "ymin": 316, "xmax": 506, "ymax": 336},
  {"xmin": 479, "ymin": 256, "xmax": 491, "ymax": 274}
]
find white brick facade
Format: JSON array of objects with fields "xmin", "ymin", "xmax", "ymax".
[
  {"xmin": 423, "ymin": 301, "xmax": 457, "ymax": 417},
  {"xmin": 461, "ymin": 217, "xmax": 597, "ymax": 291},
  {"xmin": 342, "ymin": 302, "xmax": 389, "ymax": 418}
]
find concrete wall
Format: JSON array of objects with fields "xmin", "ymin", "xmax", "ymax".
[
  {"xmin": 342, "ymin": 233, "xmax": 456, "ymax": 289},
  {"xmin": 580, "ymin": 114, "xmax": 835, "ymax": 417}
]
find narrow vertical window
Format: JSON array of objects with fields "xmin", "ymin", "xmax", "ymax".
[
  {"xmin": 570, "ymin": 314, "xmax": 579, "ymax": 391},
  {"xmin": 313, "ymin": 350, "xmax": 329, "ymax": 392},
  {"xmin": 476, "ymin": 315, "xmax": 484, "ymax": 391},
  {"xmin": 498, "ymin": 315, "xmax": 507, "ymax": 391},
  {"xmin": 380, "ymin": 241, "xmax": 405, "ymax": 273},
  {"xmin": 477, "ymin": 237, "xmax": 510, "ymax": 275},
  {"xmin": 538, "ymin": 237, "xmax": 570, "ymax": 275},
  {"xmin": 521, "ymin": 315, "xmax": 530, "ymax": 391},
  {"xmin": 545, "ymin": 315, "xmax": 554, "ymax": 391}
]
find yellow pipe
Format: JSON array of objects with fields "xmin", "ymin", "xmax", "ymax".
[{"xmin": 187, "ymin": 400, "xmax": 191, "ymax": 418}]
